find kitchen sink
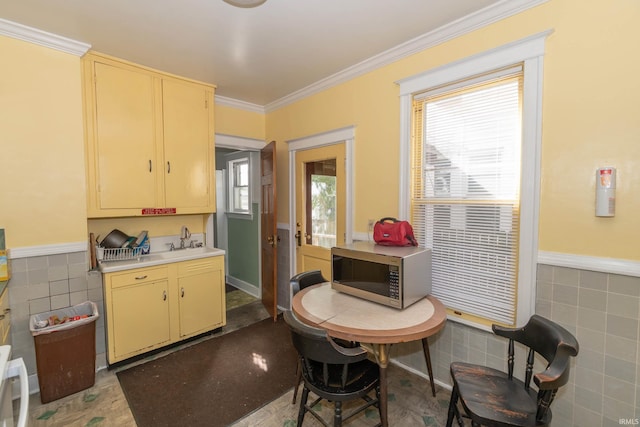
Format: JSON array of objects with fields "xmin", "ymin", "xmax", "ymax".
[
  {"xmin": 98, "ymin": 246, "xmax": 225, "ymax": 273},
  {"xmin": 155, "ymin": 246, "xmax": 216, "ymax": 259}
]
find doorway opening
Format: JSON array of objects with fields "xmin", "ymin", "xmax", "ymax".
[{"xmin": 213, "ymin": 136, "xmax": 265, "ymax": 317}]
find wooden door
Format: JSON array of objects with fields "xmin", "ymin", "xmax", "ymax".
[
  {"xmin": 295, "ymin": 144, "xmax": 346, "ymax": 280},
  {"xmin": 261, "ymin": 141, "xmax": 278, "ymax": 320}
]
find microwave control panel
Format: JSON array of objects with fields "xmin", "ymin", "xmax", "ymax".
[{"xmin": 389, "ymin": 266, "xmax": 400, "ymax": 300}]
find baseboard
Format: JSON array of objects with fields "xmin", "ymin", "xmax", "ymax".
[
  {"xmin": 389, "ymin": 358, "xmax": 452, "ymax": 392},
  {"xmin": 226, "ymin": 276, "xmax": 260, "ymax": 299}
]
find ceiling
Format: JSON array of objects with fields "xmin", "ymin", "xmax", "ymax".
[{"xmin": 0, "ymin": 0, "xmax": 502, "ymax": 107}]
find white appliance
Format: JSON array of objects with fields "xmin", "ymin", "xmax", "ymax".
[{"xmin": 0, "ymin": 346, "xmax": 28, "ymax": 427}]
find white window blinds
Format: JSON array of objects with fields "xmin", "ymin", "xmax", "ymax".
[{"xmin": 411, "ymin": 66, "xmax": 523, "ymax": 326}]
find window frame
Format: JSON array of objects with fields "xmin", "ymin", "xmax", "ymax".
[
  {"xmin": 397, "ymin": 31, "xmax": 550, "ymax": 329},
  {"xmin": 226, "ymin": 152, "xmax": 252, "ymax": 219}
]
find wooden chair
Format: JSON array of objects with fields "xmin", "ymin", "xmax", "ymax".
[
  {"xmin": 290, "ymin": 270, "xmax": 328, "ymax": 404},
  {"xmin": 284, "ymin": 310, "xmax": 382, "ymax": 427},
  {"xmin": 446, "ymin": 315, "xmax": 579, "ymax": 427}
]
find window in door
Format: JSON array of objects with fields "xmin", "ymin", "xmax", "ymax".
[{"xmin": 306, "ymin": 160, "xmax": 337, "ymax": 249}]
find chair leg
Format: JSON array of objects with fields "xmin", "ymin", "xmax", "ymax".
[
  {"xmin": 334, "ymin": 400, "xmax": 342, "ymax": 427},
  {"xmin": 297, "ymin": 386, "xmax": 309, "ymax": 427},
  {"xmin": 446, "ymin": 385, "xmax": 464, "ymax": 427},
  {"xmin": 292, "ymin": 360, "xmax": 302, "ymax": 404}
]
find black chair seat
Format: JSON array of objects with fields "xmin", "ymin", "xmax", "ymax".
[
  {"xmin": 450, "ymin": 362, "xmax": 542, "ymax": 427},
  {"xmin": 446, "ymin": 315, "xmax": 579, "ymax": 427},
  {"xmin": 305, "ymin": 358, "xmax": 380, "ymax": 400},
  {"xmin": 284, "ymin": 310, "xmax": 381, "ymax": 427}
]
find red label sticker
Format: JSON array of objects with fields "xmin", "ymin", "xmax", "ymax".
[{"xmin": 141, "ymin": 208, "xmax": 177, "ymax": 215}]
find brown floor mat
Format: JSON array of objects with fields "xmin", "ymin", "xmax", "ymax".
[{"xmin": 117, "ymin": 316, "xmax": 297, "ymax": 427}]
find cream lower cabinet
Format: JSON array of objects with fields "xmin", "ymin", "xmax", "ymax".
[
  {"xmin": 0, "ymin": 287, "xmax": 11, "ymax": 345},
  {"xmin": 103, "ymin": 256, "xmax": 225, "ymax": 364},
  {"xmin": 177, "ymin": 256, "xmax": 225, "ymax": 338}
]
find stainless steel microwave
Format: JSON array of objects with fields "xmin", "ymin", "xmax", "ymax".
[{"xmin": 331, "ymin": 241, "xmax": 432, "ymax": 309}]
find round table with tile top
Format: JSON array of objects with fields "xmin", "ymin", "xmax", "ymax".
[{"xmin": 292, "ymin": 282, "xmax": 447, "ymax": 427}]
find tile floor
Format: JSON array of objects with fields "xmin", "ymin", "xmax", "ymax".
[{"xmin": 18, "ymin": 290, "xmax": 451, "ymax": 427}]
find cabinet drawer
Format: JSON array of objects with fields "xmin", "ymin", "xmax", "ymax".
[
  {"xmin": 177, "ymin": 256, "xmax": 223, "ymax": 277},
  {"xmin": 109, "ymin": 266, "xmax": 169, "ymax": 289}
]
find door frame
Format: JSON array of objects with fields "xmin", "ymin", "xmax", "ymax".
[
  {"xmin": 287, "ymin": 126, "xmax": 355, "ymax": 280},
  {"xmin": 210, "ymin": 133, "xmax": 266, "ymax": 298}
]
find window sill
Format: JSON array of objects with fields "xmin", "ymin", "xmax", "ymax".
[{"xmin": 226, "ymin": 212, "xmax": 253, "ymax": 220}]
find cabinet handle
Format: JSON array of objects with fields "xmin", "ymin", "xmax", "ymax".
[
  {"xmin": 0, "ymin": 315, "xmax": 4, "ymax": 320},
  {"xmin": 181, "ymin": 287, "xmax": 184, "ymax": 298},
  {"xmin": 134, "ymin": 275, "xmax": 148, "ymax": 280},
  {"xmin": 162, "ymin": 290, "xmax": 167, "ymax": 301},
  {"xmin": 167, "ymin": 161, "xmax": 171, "ymax": 174},
  {"xmin": 149, "ymin": 160, "xmax": 152, "ymax": 172},
  {"xmin": 4, "ymin": 308, "xmax": 10, "ymax": 314}
]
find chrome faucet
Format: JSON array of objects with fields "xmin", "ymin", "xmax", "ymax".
[{"xmin": 179, "ymin": 226, "xmax": 191, "ymax": 249}]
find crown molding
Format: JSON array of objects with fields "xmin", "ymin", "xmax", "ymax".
[
  {"xmin": 214, "ymin": 95, "xmax": 265, "ymax": 114},
  {"xmin": 215, "ymin": 133, "xmax": 266, "ymax": 150},
  {"xmin": 0, "ymin": 18, "xmax": 90, "ymax": 56},
  {"xmin": 264, "ymin": 0, "xmax": 547, "ymax": 113}
]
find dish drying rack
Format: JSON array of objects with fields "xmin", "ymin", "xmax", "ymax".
[{"xmin": 96, "ymin": 246, "xmax": 145, "ymax": 262}]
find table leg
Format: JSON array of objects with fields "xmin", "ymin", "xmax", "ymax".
[
  {"xmin": 421, "ymin": 338, "xmax": 436, "ymax": 397},
  {"xmin": 372, "ymin": 343, "xmax": 390, "ymax": 427}
]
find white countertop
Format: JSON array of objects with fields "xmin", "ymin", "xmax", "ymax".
[{"xmin": 97, "ymin": 247, "xmax": 225, "ymax": 273}]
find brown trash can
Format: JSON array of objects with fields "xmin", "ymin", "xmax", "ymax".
[{"xmin": 30, "ymin": 301, "xmax": 99, "ymax": 403}]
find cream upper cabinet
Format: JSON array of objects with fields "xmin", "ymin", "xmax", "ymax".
[
  {"xmin": 93, "ymin": 61, "xmax": 158, "ymax": 209},
  {"xmin": 82, "ymin": 52, "xmax": 216, "ymax": 217},
  {"xmin": 162, "ymin": 78, "xmax": 213, "ymax": 209}
]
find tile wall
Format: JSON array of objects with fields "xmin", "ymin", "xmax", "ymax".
[
  {"xmin": 9, "ymin": 240, "xmax": 638, "ymax": 427},
  {"xmin": 7, "ymin": 251, "xmax": 106, "ymax": 380},
  {"xmin": 392, "ymin": 264, "xmax": 640, "ymax": 427},
  {"xmin": 276, "ymin": 228, "xmax": 291, "ymax": 309}
]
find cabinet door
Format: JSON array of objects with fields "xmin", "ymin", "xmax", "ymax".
[
  {"xmin": 162, "ymin": 78, "xmax": 214, "ymax": 210},
  {"xmin": 177, "ymin": 259, "xmax": 224, "ymax": 337},
  {"xmin": 111, "ymin": 279, "xmax": 171, "ymax": 359},
  {"xmin": 94, "ymin": 61, "xmax": 158, "ymax": 209},
  {"xmin": 0, "ymin": 290, "xmax": 9, "ymax": 345}
]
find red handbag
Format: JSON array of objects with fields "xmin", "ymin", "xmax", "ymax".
[{"xmin": 373, "ymin": 217, "xmax": 418, "ymax": 246}]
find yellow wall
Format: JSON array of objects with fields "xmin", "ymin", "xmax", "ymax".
[
  {"xmin": 0, "ymin": 36, "xmax": 88, "ymax": 248},
  {"xmin": 215, "ymin": 103, "xmax": 265, "ymax": 141},
  {"xmin": 267, "ymin": 0, "xmax": 640, "ymax": 261},
  {"xmin": 87, "ymin": 215, "xmax": 209, "ymax": 245},
  {"xmin": 2, "ymin": 0, "xmax": 638, "ymax": 263}
]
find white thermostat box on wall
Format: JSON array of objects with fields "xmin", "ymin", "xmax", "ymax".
[{"xmin": 596, "ymin": 167, "xmax": 616, "ymax": 217}]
